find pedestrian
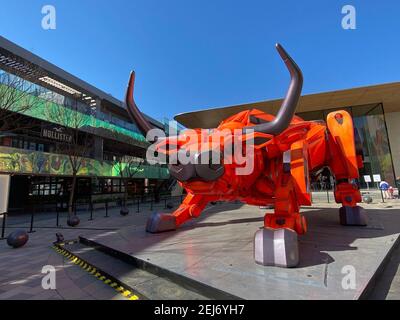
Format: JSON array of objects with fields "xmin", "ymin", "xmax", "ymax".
[
  {"xmin": 388, "ymin": 186, "xmax": 394, "ymax": 199},
  {"xmin": 379, "ymin": 180, "xmax": 390, "ymax": 199}
]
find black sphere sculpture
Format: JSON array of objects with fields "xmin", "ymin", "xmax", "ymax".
[
  {"xmin": 363, "ymin": 195, "xmax": 373, "ymax": 204},
  {"xmin": 7, "ymin": 230, "xmax": 29, "ymax": 248},
  {"xmin": 120, "ymin": 208, "xmax": 129, "ymax": 216},
  {"xmin": 67, "ymin": 215, "xmax": 80, "ymax": 227},
  {"xmin": 166, "ymin": 202, "xmax": 174, "ymax": 209}
]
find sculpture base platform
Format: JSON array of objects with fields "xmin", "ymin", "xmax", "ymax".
[{"xmin": 81, "ymin": 203, "xmax": 400, "ymax": 300}]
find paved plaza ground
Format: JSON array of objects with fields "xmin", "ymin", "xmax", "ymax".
[{"xmin": 0, "ymin": 193, "xmax": 399, "ymax": 300}]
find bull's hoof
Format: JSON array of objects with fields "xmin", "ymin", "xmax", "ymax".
[
  {"xmin": 339, "ymin": 206, "xmax": 368, "ymax": 226},
  {"xmin": 146, "ymin": 212, "xmax": 177, "ymax": 233},
  {"xmin": 254, "ymin": 228, "xmax": 299, "ymax": 268}
]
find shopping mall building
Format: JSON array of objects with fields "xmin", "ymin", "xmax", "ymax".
[
  {"xmin": 175, "ymin": 82, "xmax": 400, "ymax": 189},
  {"xmin": 0, "ymin": 36, "xmax": 169, "ymax": 213}
]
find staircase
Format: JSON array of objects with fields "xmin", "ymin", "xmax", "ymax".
[{"xmin": 55, "ymin": 237, "xmax": 239, "ymax": 300}]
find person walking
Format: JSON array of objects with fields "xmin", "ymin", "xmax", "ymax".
[{"xmin": 379, "ymin": 180, "xmax": 390, "ymax": 199}]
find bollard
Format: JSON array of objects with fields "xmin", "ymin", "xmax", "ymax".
[
  {"xmin": 150, "ymin": 197, "xmax": 153, "ymax": 211},
  {"xmin": 89, "ymin": 200, "xmax": 94, "ymax": 221},
  {"xmin": 56, "ymin": 203, "xmax": 60, "ymax": 227},
  {"xmin": 326, "ymin": 189, "xmax": 330, "ymax": 203},
  {"xmin": 105, "ymin": 200, "xmax": 109, "ymax": 218},
  {"xmin": 137, "ymin": 198, "xmax": 140, "ymax": 213},
  {"xmin": 1, "ymin": 212, "xmax": 6, "ymax": 240},
  {"xmin": 29, "ymin": 205, "xmax": 35, "ymax": 234},
  {"xmin": 164, "ymin": 198, "xmax": 167, "ymax": 209},
  {"xmin": 380, "ymin": 188, "xmax": 385, "ymax": 203}
]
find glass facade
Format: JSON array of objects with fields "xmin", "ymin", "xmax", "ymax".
[
  {"xmin": 297, "ymin": 103, "xmax": 395, "ymax": 188},
  {"xmin": 0, "ymin": 70, "xmax": 144, "ymax": 139}
]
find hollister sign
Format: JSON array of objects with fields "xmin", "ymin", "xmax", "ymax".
[{"xmin": 41, "ymin": 126, "xmax": 73, "ymax": 143}]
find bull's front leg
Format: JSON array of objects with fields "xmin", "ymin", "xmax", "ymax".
[
  {"xmin": 146, "ymin": 193, "xmax": 211, "ymax": 233},
  {"xmin": 254, "ymin": 142, "xmax": 309, "ymax": 268},
  {"xmin": 254, "ymin": 174, "xmax": 306, "ymax": 268}
]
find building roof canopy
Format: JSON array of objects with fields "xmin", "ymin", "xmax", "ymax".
[{"xmin": 175, "ymin": 82, "xmax": 400, "ymax": 129}]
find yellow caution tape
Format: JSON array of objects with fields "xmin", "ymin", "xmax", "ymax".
[{"xmin": 53, "ymin": 245, "xmax": 139, "ymax": 301}]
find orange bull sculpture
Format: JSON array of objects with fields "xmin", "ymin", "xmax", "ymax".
[{"xmin": 125, "ymin": 44, "xmax": 367, "ymax": 267}]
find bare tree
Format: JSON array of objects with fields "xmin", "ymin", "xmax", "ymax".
[
  {"xmin": 0, "ymin": 70, "xmax": 40, "ymax": 132},
  {"xmin": 44, "ymin": 95, "xmax": 92, "ymax": 218},
  {"xmin": 113, "ymin": 153, "xmax": 145, "ymax": 214}
]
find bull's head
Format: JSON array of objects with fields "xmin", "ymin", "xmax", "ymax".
[{"xmin": 125, "ymin": 44, "xmax": 303, "ymax": 193}]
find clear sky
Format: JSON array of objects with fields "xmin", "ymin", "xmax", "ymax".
[{"xmin": 1, "ymin": 0, "xmax": 399, "ymax": 121}]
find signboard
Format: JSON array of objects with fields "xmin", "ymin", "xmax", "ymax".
[
  {"xmin": 0, "ymin": 175, "xmax": 10, "ymax": 213},
  {"xmin": 363, "ymin": 175, "xmax": 372, "ymax": 183},
  {"xmin": 373, "ymin": 174, "xmax": 382, "ymax": 182},
  {"xmin": 41, "ymin": 125, "xmax": 72, "ymax": 143}
]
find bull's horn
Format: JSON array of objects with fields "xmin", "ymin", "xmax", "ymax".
[
  {"xmin": 245, "ymin": 43, "xmax": 303, "ymax": 135},
  {"xmin": 125, "ymin": 71, "xmax": 154, "ymax": 134}
]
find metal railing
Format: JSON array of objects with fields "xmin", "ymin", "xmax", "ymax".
[
  {"xmin": 2, "ymin": 187, "xmax": 397, "ymax": 241},
  {"xmin": 0, "ymin": 192, "xmax": 185, "ymax": 240}
]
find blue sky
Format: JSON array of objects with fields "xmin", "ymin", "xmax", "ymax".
[{"xmin": 1, "ymin": 0, "xmax": 399, "ymax": 121}]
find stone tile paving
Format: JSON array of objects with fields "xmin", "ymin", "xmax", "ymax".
[
  {"xmin": 0, "ymin": 199, "xmax": 399, "ymax": 300},
  {"xmin": 0, "ymin": 202, "xmax": 164, "ymax": 300}
]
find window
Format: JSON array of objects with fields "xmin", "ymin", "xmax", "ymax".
[
  {"xmin": 30, "ymin": 177, "xmax": 64, "ymax": 197},
  {"xmin": 298, "ymin": 103, "xmax": 396, "ymax": 187},
  {"xmin": 29, "ymin": 142, "xmax": 36, "ymax": 151},
  {"xmin": 91, "ymin": 178, "xmax": 125, "ymax": 194}
]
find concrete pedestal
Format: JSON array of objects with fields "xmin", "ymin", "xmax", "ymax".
[{"xmin": 81, "ymin": 203, "xmax": 400, "ymax": 300}]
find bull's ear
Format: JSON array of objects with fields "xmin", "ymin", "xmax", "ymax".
[{"xmin": 240, "ymin": 131, "xmax": 273, "ymax": 149}]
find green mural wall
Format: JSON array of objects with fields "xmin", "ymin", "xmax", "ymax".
[{"xmin": 0, "ymin": 146, "xmax": 169, "ymax": 179}]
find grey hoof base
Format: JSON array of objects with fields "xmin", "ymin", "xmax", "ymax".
[
  {"xmin": 146, "ymin": 212, "xmax": 177, "ymax": 233},
  {"xmin": 254, "ymin": 228, "xmax": 299, "ymax": 268},
  {"xmin": 339, "ymin": 206, "xmax": 368, "ymax": 226}
]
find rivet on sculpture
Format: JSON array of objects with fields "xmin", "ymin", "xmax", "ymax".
[
  {"xmin": 67, "ymin": 215, "xmax": 80, "ymax": 227},
  {"xmin": 7, "ymin": 230, "xmax": 29, "ymax": 248},
  {"xmin": 124, "ymin": 43, "xmax": 367, "ymax": 268}
]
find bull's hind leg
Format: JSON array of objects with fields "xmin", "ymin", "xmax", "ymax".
[
  {"xmin": 146, "ymin": 193, "xmax": 210, "ymax": 233},
  {"xmin": 335, "ymin": 182, "xmax": 367, "ymax": 226},
  {"xmin": 326, "ymin": 110, "xmax": 367, "ymax": 226}
]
